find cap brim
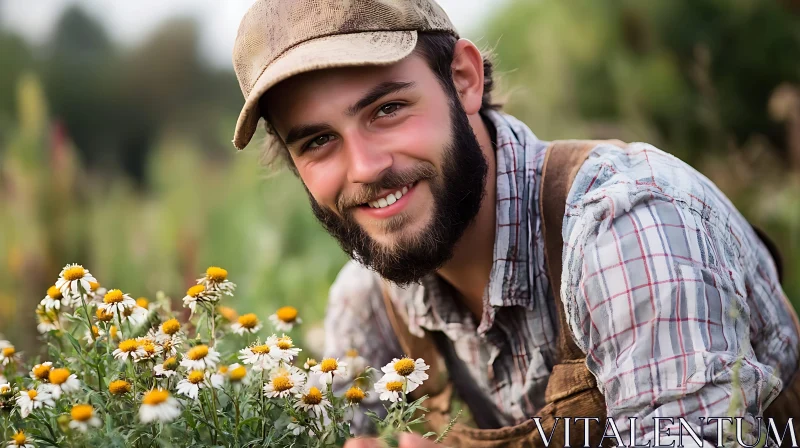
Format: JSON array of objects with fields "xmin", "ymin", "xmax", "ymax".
[{"xmin": 232, "ymin": 30, "xmax": 418, "ymax": 150}]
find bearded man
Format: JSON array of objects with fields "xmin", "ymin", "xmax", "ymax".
[{"xmin": 230, "ymin": 1, "xmax": 800, "ymax": 446}]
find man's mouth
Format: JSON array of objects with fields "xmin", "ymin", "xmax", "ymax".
[{"xmin": 363, "ymin": 181, "xmax": 418, "ymax": 209}]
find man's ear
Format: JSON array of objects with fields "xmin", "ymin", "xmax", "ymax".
[{"xmin": 450, "ymin": 39, "xmax": 485, "ymax": 115}]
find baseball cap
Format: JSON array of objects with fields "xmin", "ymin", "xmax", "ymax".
[{"xmin": 231, "ymin": 0, "xmax": 459, "ymax": 150}]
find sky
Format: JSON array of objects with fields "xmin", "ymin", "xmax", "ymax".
[{"xmin": 0, "ymin": 0, "xmax": 507, "ymax": 69}]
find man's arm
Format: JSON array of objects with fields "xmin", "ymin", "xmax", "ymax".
[
  {"xmin": 322, "ymin": 260, "xmax": 404, "ymax": 435},
  {"xmin": 560, "ymin": 162, "xmax": 783, "ymax": 446}
]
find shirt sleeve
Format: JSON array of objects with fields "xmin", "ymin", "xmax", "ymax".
[
  {"xmin": 322, "ymin": 260, "xmax": 403, "ymax": 435},
  {"xmin": 560, "ymin": 146, "xmax": 782, "ymax": 446}
]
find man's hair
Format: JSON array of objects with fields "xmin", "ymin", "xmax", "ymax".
[{"xmin": 258, "ymin": 32, "xmax": 502, "ymax": 174}]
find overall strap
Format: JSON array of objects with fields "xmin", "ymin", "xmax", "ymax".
[{"xmin": 539, "ymin": 140, "xmax": 624, "ymax": 362}]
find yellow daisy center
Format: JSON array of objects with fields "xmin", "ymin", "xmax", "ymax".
[
  {"xmin": 96, "ymin": 308, "xmax": 114, "ymax": 322},
  {"xmin": 275, "ymin": 306, "xmax": 298, "ymax": 323},
  {"xmin": 140, "ymin": 341, "xmax": 157, "ymax": 356},
  {"xmin": 32, "ymin": 364, "xmax": 52, "ymax": 380},
  {"xmin": 302, "ymin": 387, "xmax": 322, "ymax": 405},
  {"xmin": 47, "ymin": 285, "xmax": 62, "ymax": 299},
  {"xmin": 110, "ymin": 325, "xmax": 119, "ymax": 339},
  {"xmin": 271, "ymin": 375, "xmax": 293, "ymax": 392},
  {"xmin": 26, "ymin": 389, "xmax": 38, "ymax": 399},
  {"xmin": 89, "ymin": 281, "xmax": 100, "ymax": 291},
  {"xmin": 250, "ymin": 344, "xmax": 270, "ymax": 355},
  {"xmin": 63, "ymin": 265, "xmax": 86, "ymax": 281},
  {"xmin": 319, "ymin": 358, "xmax": 339, "ymax": 373},
  {"xmin": 90, "ymin": 325, "xmax": 100, "ymax": 338},
  {"xmin": 305, "ymin": 358, "xmax": 318, "ymax": 367},
  {"xmin": 206, "ymin": 266, "xmax": 228, "ymax": 282},
  {"xmin": 386, "ymin": 381, "xmax": 404, "ymax": 392},
  {"xmin": 346, "ymin": 348, "xmax": 358, "ymax": 358},
  {"xmin": 104, "ymin": 289, "xmax": 124, "ymax": 304},
  {"xmin": 122, "ymin": 306, "xmax": 134, "ymax": 317},
  {"xmin": 393, "ymin": 358, "xmax": 415, "ymax": 376},
  {"xmin": 276, "ymin": 337, "xmax": 293, "ymax": 350},
  {"xmin": 218, "ymin": 306, "xmax": 238, "ymax": 322},
  {"xmin": 49, "ymin": 368, "xmax": 71, "ymax": 385},
  {"xmin": 136, "ymin": 297, "xmax": 149, "ymax": 308},
  {"xmin": 108, "ymin": 380, "xmax": 131, "ymax": 395},
  {"xmin": 187, "ymin": 345, "xmax": 209, "ymax": 360},
  {"xmin": 187, "ymin": 284, "xmax": 206, "ymax": 298},
  {"xmin": 188, "ymin": 370, "xmax": 205, "ymax": 384},
  {"xmin": 71, "ymin": 404, "xmax": 94, "ymax": 422},
  {"xmin": 345, "ymin": 386, "xmax": 366, "ymax": 403},
  {"xmin": 118, "ymin": 339, "xmax": 139, "ymax": 353},
  {"xmin": 0, "ymin": 385, "xmax": 10, "ymax": 394},
  {"xmin": 2, "ymin": 346, "xmax": 15, "ymax": 357},
  {"xmin": 230, "ymin": 365, "xmax": 247, "ymax": 382},
  {"xmin": 161, "ymin": 318, "xmax": 181, "ymax": 335},
  {"xmin": 163, "ymin": 357, "xmax": 178, "ymax": 370},
  {"xmin": 238, "ymin": 313, "xmax": 259, "ymax": 329},
  {"xmin": 142, "ymin": 389, "xmax": 169, "ymax": 405},
  {"xmin": 12, "ymin": 431, "xmax": 27, "ymax": 444}
]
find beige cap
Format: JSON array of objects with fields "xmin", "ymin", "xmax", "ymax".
[{"xmin": 231, "ymin": 0, "xmax": 458, "ymax": 150}]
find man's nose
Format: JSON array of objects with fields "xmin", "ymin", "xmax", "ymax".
[{"xmin": 344, "ymin": 135, "xmax": 392, "ymax": 185}]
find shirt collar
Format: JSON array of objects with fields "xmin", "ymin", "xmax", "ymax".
[{"xmin": 404, "ymin": 111, "xmax": 549, "ymax": 337}]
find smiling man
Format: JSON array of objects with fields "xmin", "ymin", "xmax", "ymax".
[{"xmin": 231, "ymin": 1, "xmax": 800, "ymax": 447}]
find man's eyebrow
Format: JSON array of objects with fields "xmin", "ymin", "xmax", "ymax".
[
  {"xmin": 284, "ymin": 123, "xmax": 334, "ymax": 148},
  {"xmin": 345, "ymin": 81, "xmax": 416, "ymax": 117}
]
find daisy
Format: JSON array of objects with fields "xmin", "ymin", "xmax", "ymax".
[
  {"xmin": 86, "ymin": 281, "xmax": 106, "ymax": 303},
  {"xmin": 35, "ymin": 305, "xmax": 60, "ymax": 334},
  {"xmin": 132, "ymin": 337, "xmax": 162, "ymax": 362},
  {"xmin": 182, "ymin": 285, "xmax": 216, "ymax": 314},
  {"xmin": 311, "ymin": 358, "xmax": 347, "ymax": 388},
  {"xmin": 0, "ymin": 383, "xmax": 11, "ymax": 396},
  {"xmin": 345, "ymin": 386, "xmax": 366, "ymax": 405},
  {"xmin": 45, "ymin": 368, "xmax": 80, "ymax": 399},
  {"xmin": 156, "ymin": 318, "xmax": 182, "ymax": 339},
  {"xmin": 108, "ymin": 380, "xmax": 131, "ymax": 396},
  {"xmin": 263, "ymin": 366, "xmax": 306, "ymax": 399},
  {"xmin": 374, "ymin": 373, "xmax": 406, "ymax": 403},
  {"xmin": 68, "ymin": 404, "xmax": 101, "ymax": 432},
  {"xmin": 294, "ymin": 384, "xmax": 330, "ymax": 418},
  {"xmin": 196, "ymin": 266, "xmax": 236, "ymax": 296},
  {"xmin": 29, "ymin": 362, "xmax": 52, "ymax": 381},
  {"xmin": 343, "ymin": 348, "xmax": 367, "ymax": 378},
  {"xmin": 267, "ymin": 335, "xmax": 301, "ymax": 363},
  {"xmin": 269, "ymin": 306, "xmax": 301, "ymax": 332},
  {"xmin": 227, "ymin": 363, "xmax": 248, "ymax": 384},
  {"xmin": 217, "ymin": 306, "xmax": 238, "ymax": 323},
  {"xmin": 176, "ymin": 370, "xmax": 223, "ymax": 399},
  {"xmin": 41, "ymin": 285, "xmax": 66, "ymax": 311},
  {"xmin": 153, "ymin": 357, "xmax": 179, "ymax": 379},
  {"xmin": 286, "ymin": 419, "xmax": 306, "ymax": 436},
  {"xmin": 55, "ymin": 263, "xmax": 96, "ymax": 301},
  {"xmin": 180, "ymin": 344, "xmax": 220, "ymax": 371},
  {"xmin": 238, "ymin": 343, "xmax": 277, "ymax": 372},
  {"xmin": 98, "ymin": 289, "xmax": 136, "ymax": 319},
  {"xmin": 139, "ymin": 389, "xmax": 181, "ymax": 423},
  {"xmin": 109, "ymin": 325, "xmax": 122, "ymax": 342},
  {"xmin": 231, "ymin": 313, "xmax": 262, "ymax": 335},
  {"xmin": 6, "ymin": 430, "xmax": 35, "ymax": 448},
  {"xmin": 0, "ymin": 342, "xmax": 17, "ymax": 366},
  {"xmin": 121, "ymin": 304, "xmax": 149, "ymax": 328},
  {"xmin": 16, "ymin": 386, "xmax": 55, "ymax": 418},
  {"xmin": 380, "ymin": 357, "xmax": 429, "ymax": 393},
  {"xmin": 135, "ymin": 297, "xmax": 152, "ymax": 310},
  {"xmin": 84, "ymin": 325, "xmax": 103, "ymax": 344},
  {"xmin": 303, "ymin": 358, "xmax": 318, "ymax": 370},
  {"xmin": 112, "ymin": 339, "xmax": 140, "ymax": 362},
  {"xmin": 95, "ymin": 307, "xmax": 114, "ymax": 323}
]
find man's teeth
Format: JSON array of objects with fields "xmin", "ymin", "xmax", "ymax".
[{"xmin": 368, "ymin": 184, "xmax": 411, "ymax": 209}]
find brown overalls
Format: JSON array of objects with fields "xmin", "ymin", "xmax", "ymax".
[{"xmin": 381, "ymin": 140, "xmax": 800, "ymax": 447}]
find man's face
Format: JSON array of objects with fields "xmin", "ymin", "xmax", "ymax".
[{"xmin": 265, "ymin": 53, "xmax": 487, "ymax": 285}]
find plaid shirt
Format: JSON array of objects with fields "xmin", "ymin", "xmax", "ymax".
[{"xmin": 323, "ymin": 110, "xmax": 799, "ymax": 444}]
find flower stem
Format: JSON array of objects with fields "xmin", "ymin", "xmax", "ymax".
[{"xmin": 79, "ymin": 292, "xmax": 95, "ymax": 343}]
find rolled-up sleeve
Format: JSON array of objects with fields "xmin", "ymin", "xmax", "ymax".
[{"xmin": 561, "ymin": 153, "xmax": 782, "ymax": 445}]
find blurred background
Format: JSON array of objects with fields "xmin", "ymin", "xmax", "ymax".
[{"xmin": 1, "ymin": 0, "xmax": 799, "ymax": 356}]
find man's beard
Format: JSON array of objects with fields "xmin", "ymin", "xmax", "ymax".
[{"xmin": 307, "ymin": 98, "xmax": 489, "ymax": 286}]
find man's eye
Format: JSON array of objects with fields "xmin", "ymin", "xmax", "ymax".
[
  {"xmin": 375, "ymin": 103, "xmax": 402, "ymax": 118},
  {"xmin": 306, "ymin": 134, "xmax": 334, "ymax": 150}
]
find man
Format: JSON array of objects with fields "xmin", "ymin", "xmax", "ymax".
[{"xmin": 231, "ymin": 1, "xmax": 800, "ymax": 446}]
